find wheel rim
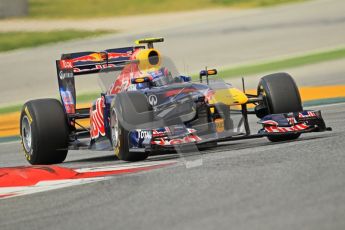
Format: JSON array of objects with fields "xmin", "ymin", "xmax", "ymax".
[
  {"xmin": 21, "ymin": 116, "xmax": 32, "ymax": 153},
  {"xmin": 258, "ymin": 83, "xmax": 272, "ymax": 114},
  {"xmin": 111, "ymin": 108, "xmax": 119, "ymax": 148}
]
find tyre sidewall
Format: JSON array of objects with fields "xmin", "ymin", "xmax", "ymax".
[
  {"xmin": 258, "ymin": 72, "xmax": 302, "ymax": 114},
  {"xmin": 20, "ymin": 99, "xmax": 69, "ymax": 164},
  {"xmin": 257, "ymin": 73, "xmax": 303, "ymax": 142},
  {"xmin": 20, "ymin": 103, "xmax": 40, "ymax": 164},
  {"xmin": 111, "ymin": 94, "xmax": 149, "ymax": 161}
]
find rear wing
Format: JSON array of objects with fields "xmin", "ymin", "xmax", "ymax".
[
  {"xmin": 56, "ymin": 46, "xmax": 145, "ymax": 116},
  {"xmin": 57, "ymin": 46, "xmax": 145, "ymax": 75}
]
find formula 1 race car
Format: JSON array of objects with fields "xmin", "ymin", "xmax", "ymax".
[{"xmin": 20, "ymin": 38, "xmax": 331, "ymax": 164}]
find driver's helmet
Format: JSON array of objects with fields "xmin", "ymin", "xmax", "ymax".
[{"xmin": 136, "ymin": 67, "xmax": 172, "ymax": 90}]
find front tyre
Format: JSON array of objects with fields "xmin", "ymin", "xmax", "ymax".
[
  {"xmin": 257, "ymin": 73, "xmax": 302, "ymax": 142},
  {"xmin": 110, "ymin": 92, "xmax": 150, "ymax": 161},
  {"xmin": 20, "ymin": 99, "xmax": 69, "ymax": 164}
]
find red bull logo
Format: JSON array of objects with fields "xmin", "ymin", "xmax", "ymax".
[{"xmin": 90, "ymin": 97, "xmax": 106, "ymax": 139}]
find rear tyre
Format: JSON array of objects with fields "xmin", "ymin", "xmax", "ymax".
[
  {"xmin": 111, "ymin": 92, "xmax": 151, "ymax": 161},
  {"xmin": 20, "ymin": 99, "xmax": 69, "ymax": 164},
  {"xmin": 257, "ymin": 72, "xmax": 302, "ymax": 142}
]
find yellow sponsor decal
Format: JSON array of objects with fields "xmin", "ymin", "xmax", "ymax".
[
  {"xmin": 214, "ymin": 118, "xmax": 225, "ymax": 133},
  {"xmin": 24, "ymin": 106, "xmax": 33, "ymax": 124}
]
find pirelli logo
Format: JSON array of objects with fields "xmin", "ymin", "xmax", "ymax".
[{"xmin": 24, "ymin": 106, "xmax": 33, "ymax": 124}]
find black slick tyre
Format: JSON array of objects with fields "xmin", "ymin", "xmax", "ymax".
[
  {"xmin": 20, "ymin": 99, "xmax": 69, "ymax": 164},
  {"xmin": 257, "ymin": 72, "xmax": 303, "ymax": 142},
  {"xmin": 110, "ymin": 92, "xmax": 151, "ymax": 161}
]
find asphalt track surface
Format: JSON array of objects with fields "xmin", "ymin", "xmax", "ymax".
[
  {"xmin": 0, "ymin": 0, "xmax": 345, "ymax": 106},
  {"xmin": 0, "ymin": 103, "xmax": 344, "ymax": 230}
]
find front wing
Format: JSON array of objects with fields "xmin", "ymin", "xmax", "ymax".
[
  {"xmin": 258, "ymin": 110, "xmax": 330, "ymax": 135},
  {"xmin": 126, "ymin": 110, "xmax": 330, "ymax": 152}
]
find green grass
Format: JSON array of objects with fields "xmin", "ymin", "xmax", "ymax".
[
  {"xmin": 0, "ymin": 104, "xmax": 22, "ymax": 114},
  {"xmin": 214, "ymin": 47, "xmax": 345, "ymax": 79},
  {"xmin": 1, "ymin": 46, "xmax": 344, "ymax": 115},
  {"xmin": 214, "ymin": 0, "xmax": 306, "ymax": 7},
  {"xmin": 0, "ymin": 30, "xmax": 112, "ymax": 52},
  {"xmin": 76, "ymin": 92, "xmax": 101, "ymax": 104},
  {"xmin": 29, "ymin": 0, "xmax": 307, "ymax": 18},
  {"xmin": 303, "ymin": 97, "xmax": 345, "ymax": 107},
  {"xmin": 0, "ymin": 136, "xmax": 20, "ymax": 143}
]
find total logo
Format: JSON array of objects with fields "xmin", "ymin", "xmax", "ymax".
[{"xmin": 138, "ymin": 130, "xmax": 152, "ymax": 139}]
